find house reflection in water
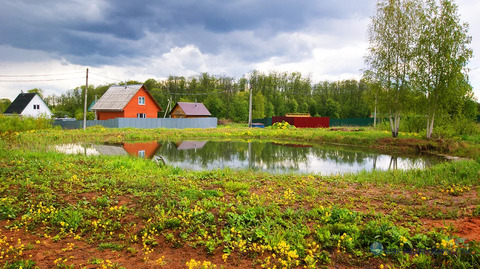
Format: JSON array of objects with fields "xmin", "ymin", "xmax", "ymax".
[
  {"xmin": 175, "ymin": 141, "xmax": 207, "ymax": 151},
  {"xmin": 92, "ymin": 145, "xmax": 128, "ymax": 156},
  {"xmin": 123, "ymin": 141, "xmax": 161, "ymax": 158},
  {"xmin": 55, "ymin": 141, "xmax": 161, "ymax": 159}
]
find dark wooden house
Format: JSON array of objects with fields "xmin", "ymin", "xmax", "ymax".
[{"xmin": 169, "ymin": 102, "xmax": 211, "ymax": 118}]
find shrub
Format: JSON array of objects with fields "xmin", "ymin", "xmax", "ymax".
[
  {"xmin": 0, "ymin": 115, "xmax": 54, "ymax": 133},
  {"xmin": 270, "ymin": 121, "xmax": 295, "ymax": 130}
]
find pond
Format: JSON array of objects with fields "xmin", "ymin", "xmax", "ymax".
[{"xmin": 54, "ymin": 140, "xmax": 447, "ymax": 175}]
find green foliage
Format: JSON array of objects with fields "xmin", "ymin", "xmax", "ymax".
[
  {"xmin": 270, "ymin": 121, "xmax": 295, "ymax": 130},
  {"xmin": 0, "ymin": 115, "xmax": 54, "ymax": 133},
  {"xmin": 0, "ymin": 98, "xmax": 11, "ymax": 113},
  {"xmin": 323, "ymin": 98, "xmax": 341, "ymax": 118},
  {"xmin": 416, "ymin": 0, "xmax": 473, "ymax": 139},
  {"xmin": 51, "ymin": 206, "xmax": 84, "ymax": 231},
  {"xmin": 74, "ymin": 110, "xmax": 95, "ymax": 121},
  {"xmin": 366, "ymin": 0, "xmax": 473, "ymax": 139},
  {"xmin": 231, "ymin": 92, "xmax": 249, "ymax": 123},
  {"xmin": 252, "ymin": 92, "xmax": 266, "ymax": 119},
  {"xmin": 204, "ymin": 93, "xmax": 225, "ymax": 118},
  {"xmin": 4, "ymin": 259, "xmax": 36, "ymax": 269},
  {"xmin": 0, "ymin": 197, "xmax": 21, "ymax": 220},
  {"xmin": 98, "ymin": 242, "xmax": 125, "ymax": 251}
]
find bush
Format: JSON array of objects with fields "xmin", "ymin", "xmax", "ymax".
[
  {"xmin": 433, "ymin": 116, "xmax": 480, "ymax": 138},
  {"xmin": 375, "ymin": 114, "xmax": 480, "ymax": 138},
  {"xmin": 270, "ymin": 121, "xmax": 295, "ymax": 130},
  {"xmin": 0, "ymin": 115, "xmax": 54, "ymax": 133}
]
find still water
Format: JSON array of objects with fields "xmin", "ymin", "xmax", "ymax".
[{"xmin": 54, "ymin": 140, "xmax": 446, "ymax": 175}]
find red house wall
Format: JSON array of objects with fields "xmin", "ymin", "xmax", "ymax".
[
  {"xmin": 97, "ymin": 111, "xmax": 124, "ymax": 120},
  {"xmin": 123, "ymin": 88, "xmax": 161, "ymax": 118},
  {"xmin": 123, "ymin": 141, "xmax": 160, "ymax": 158}
]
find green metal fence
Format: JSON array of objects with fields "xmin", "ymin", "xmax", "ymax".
[
  {"xmin": 253, "ymin": 117, "xmax": 374, "ymax": 127},
  {"xmin": 252, "ymin": 117, "xmax": 273, "ymax": 126},
  {"xmin": 330, "ymin": 118, "xmax": 374, "ymax": 127}
]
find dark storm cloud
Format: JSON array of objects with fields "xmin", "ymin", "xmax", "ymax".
[{"xmin": 0, "ymin": 0, "xmax": 374, "ymax": 66}]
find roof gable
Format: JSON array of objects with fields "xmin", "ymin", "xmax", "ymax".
[
  {"xmin": 91, "ymin": 84, "xmax": 161, "ymax": 111},
  {"xmin": 4, "ymin": 93, "xmax": 37, "ymax": 114},
  {"xmin": 172, "ymin": 102, "xmax": 211, "ymax": 116},
  {"xmin": 91, "ymin": 85, "xmax": 142, "ymax": 111}
]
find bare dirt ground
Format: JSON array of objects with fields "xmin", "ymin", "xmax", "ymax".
[{"xmin": 1, "ymin": 183, "xmax": 478, "ymax": 268}]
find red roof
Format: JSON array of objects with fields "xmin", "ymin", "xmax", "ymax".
[{"xmin": 173, "ymin": 102, "xmax": 211, "ymax": 116}]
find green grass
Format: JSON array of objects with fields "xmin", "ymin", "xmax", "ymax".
[{"xmin": 1, "ymin": 127, "xmax": 480, "ymax": 268}]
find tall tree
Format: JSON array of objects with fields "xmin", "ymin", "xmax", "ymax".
[
  {"xmin": 252, "ymin": 92, "xmax": 266, "ymax": 119},
  {"xmin": 0, "ymin": 98, "xmax": 11, "ymax": 113},
  {"xmin": 415, "ymin": 0, "xmax": 472, "ymax": 138},
  {"xmin": 365, "ymin": 0, "xmax": 421, "ymax": 137},
  {"xmin": 28, "ymin": 88, "xmax": 44, "ymax": 98}
]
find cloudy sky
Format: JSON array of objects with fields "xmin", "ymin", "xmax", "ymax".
[{"xmin": 0, "ymin": 0, "xmax": 479, "ymax": 101}]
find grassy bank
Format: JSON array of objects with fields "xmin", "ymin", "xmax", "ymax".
[
  {"xmin": 1, "ymin": 127, "xmax": 480, "ymax": 268},
  {"xmin": 3, "ymin": 125, "xmax": 480, "ymax": 158}
]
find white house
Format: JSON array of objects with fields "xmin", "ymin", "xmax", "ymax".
[{"xmin": 3, "ymin": 93, "xmax": 52, "ymax": 118}]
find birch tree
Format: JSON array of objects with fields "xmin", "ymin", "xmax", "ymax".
[
  {"xmin": 365, "ymin": 0, "xmax": 421, "ymax": 137},
  {"xmin": 415, "ymin": 0, "xmax": 472, "ymax": 138}
]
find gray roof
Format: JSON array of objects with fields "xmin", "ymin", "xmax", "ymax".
[
  {"xmin": 92, "ymin": 144, "xmax": 128, "ymax": 156},
  {"xmin": 4, "ymin": 93, "xmax": 37, "ymax": 114},
  {"xmin": 91, "ymin": 85, "xmax": 143, "ymax": 111},
  {"xmin": 173, "ymin": 102, "xmax": 211, "ymax": 116},
  {"xmin": 176, "ymin": 141, "xmax": 207, "ymax": 150}
]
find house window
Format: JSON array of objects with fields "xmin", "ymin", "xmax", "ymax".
[
  {"xmin": 33, "ymin": 104, "xmax": 40, "ymax": 109},
  {"xmin": 138, "ymin": 96, "xmax": 145, "ymax": 105},
  {"xmin": 138, "ymin": 150, "xmax": 145, "ymax": 158},
  {"xmin": 137, "ymin": 113, "xmax": 146, "ymax": 118}
]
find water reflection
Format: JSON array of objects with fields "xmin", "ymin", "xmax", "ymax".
[
  {"xmin": 54, "ymin": 141, "xmax": 161, "ymax": 159},
  {"xmin": 54, "ymin": 140, "xmax": 446, "ymax": 175}
]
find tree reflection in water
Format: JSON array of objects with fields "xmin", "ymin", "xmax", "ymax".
[
  {"xmin": 54, "ymin": 140, "xmax": 445, "ymax": 175},
  {"xmin": 153, "ymin": 140, "xmax": 445, "ymax": 175}
]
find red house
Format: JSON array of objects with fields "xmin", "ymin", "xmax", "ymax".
[
  {"xmin": 123, "ymin": 141, "xmax": 161, "ymax": 158},
  {"xmin": 91, "ymin": 84, "xmax": 162, "ymax": 120}
]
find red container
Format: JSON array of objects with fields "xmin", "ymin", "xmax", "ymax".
[
  {"xmin": 272, "ymin": 116, "xmax": 295, "ymax": 126},
  {"xmin": 293, "ymin": 117, "xmax": 329, "ymax": 128},
  {"xmin": 272, "ymin": 116, "xmax": 329, "ymax": 128}
]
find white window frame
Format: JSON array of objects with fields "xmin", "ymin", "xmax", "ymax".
[
  {"xmin": 137, "ymin": 113, "xmax": 146, "ymax": 118},
  {"xmin": 138, "ymin": 96, "xmax": 145, "ymax": 105},
  {"xmin": 138, "ymin": 150, "xmax": 145, "ymax": 158},
  {"xmin": 33, "ymin": 104, "xmax": 40, "ymax": 109}
]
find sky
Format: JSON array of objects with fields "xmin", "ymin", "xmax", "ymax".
[{"xmin": 0, "ymin": 0, "xmax": 479, "ymax": 101}]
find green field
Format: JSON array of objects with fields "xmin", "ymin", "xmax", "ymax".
[{"xmin": 1, "ymin": 126, "xmax": 480, "ymax": 268}]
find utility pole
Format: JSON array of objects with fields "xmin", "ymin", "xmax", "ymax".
[
  {"xmin": 248, "ymin": 78, "xmax": 252, "ymax": 128},
  {"xmin": 94, "ymin": 95, "xmax": 97, "ymax": 122},
  {"xmin": 83, "ymin": 68, "xmax": 88, "ymax": 130},
  {"xmin": 374, "ymin": 94, "xmax": 377, "ymax": 128}
]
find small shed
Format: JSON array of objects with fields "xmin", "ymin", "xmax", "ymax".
[
  {"xmin": 4, "ymin": 93, "xmax": 52, "ymax": 118},
  {"xmin": 91, "ymin": 84, "xmax": 162, "ymax": 120},
  {"xmin": 169, "ymin": 102, "xmax": 211, "ymax": 118}
]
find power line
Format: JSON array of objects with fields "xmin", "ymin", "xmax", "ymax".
[
  {"xmin": 89, "ymin": 72, "xmax": 124, "ymax": 82},
  {"xmin": 0, "ymin": 77, "xmax": 85, "ymax": 82},
  {"xmin": 167, "ymin": 90, "xmax": 230, "ymax": 96},
  {"xmin": 0, "ymin": 71, "xmax": 84, "ymax": 77},
  {"xmin": 88, "ymin": 77, "xmax": 117, "ymax": 85}
]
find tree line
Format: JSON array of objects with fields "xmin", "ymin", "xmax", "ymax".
[
  {"xmin": 27, "ymin": 71, "xmax": 372, "ymax": 122},
  {"xmin": 2, "ymin": 65, "xmax": 477, "ymax": 139}
]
